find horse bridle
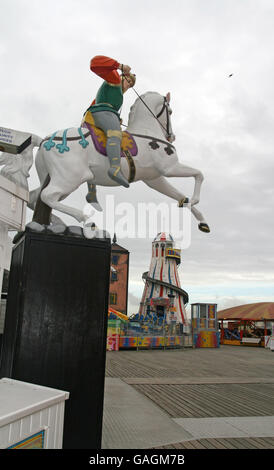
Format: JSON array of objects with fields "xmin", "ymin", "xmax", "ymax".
[
  {"xmin": 156, "ymin": 97, "xmax": 172, "ymax": 140},
  {"xmin": 123, "ymin": 74, "xmax": 172, "ymax": 140},
  {"xmin": 135, "ymin": 92, "xmax": 172, "ymax": 140}
]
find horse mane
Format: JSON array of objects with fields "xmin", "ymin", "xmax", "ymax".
[{"xmin": 128, "ymin": 91, "xmax": 161, "ymax": 124}]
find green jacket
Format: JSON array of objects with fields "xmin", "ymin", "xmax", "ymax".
[{"xmin": 89, "ymin": 81, "xmax": 123, "ymax": 118}]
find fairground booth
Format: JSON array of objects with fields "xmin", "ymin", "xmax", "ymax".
[
  {"xmin": 218, "ymin": 302, "xmax": 274, "ymax": 348},
  {"xmin": 191, "ymin": 303, "xmax": 219, "ymax": 348}
]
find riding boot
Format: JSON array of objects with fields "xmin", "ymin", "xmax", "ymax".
[{"xmin": 106, "ymin": 130, "xmax": 129, "ymax": 188}]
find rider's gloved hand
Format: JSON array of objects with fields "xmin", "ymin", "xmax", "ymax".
[{"xmin": 118, "ymin": 64, "xmax": 131, "ymax": 74}]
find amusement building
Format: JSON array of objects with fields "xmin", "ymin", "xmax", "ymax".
[{"xmin": 138, "ymin": 232, "xmax": 188, "ymax": 325}]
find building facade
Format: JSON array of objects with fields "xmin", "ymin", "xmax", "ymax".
[{"xmin": 109, "ymin": 236, "xmax": 129, "ymax": 316}]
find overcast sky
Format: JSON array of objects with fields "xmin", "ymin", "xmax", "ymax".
[{"xmin": 1, "ymin": 0, "xmax": 274, "ymax": 317}]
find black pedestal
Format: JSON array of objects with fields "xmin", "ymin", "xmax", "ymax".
[{"xmin": 0, "ymin": 229, "xmax": 111, "ymax": 449}]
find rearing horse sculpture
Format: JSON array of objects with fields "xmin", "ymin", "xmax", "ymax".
[{"xmin": 0, "ymin": 91, "xmax": 210, "ymax": 234}]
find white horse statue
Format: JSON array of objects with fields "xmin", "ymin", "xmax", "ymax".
[{"xmin": 0, "ymin": 91, "xmax": 210, "ymax": 234}]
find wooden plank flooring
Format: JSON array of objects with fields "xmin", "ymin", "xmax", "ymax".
[
  {"xmin": 105, "ymin": 346, "xmax": 274, "ymax": 449},
  {"xmin": 106, "ymin": 346, "xmax": 274, "ymax": 379},
  {"xmin": 153, "ymin": 436, "xmax": 274, "ymax": 449},
  {"xmin": 131, "ymin": 383, "xmax": 274, "ymax": 418}
]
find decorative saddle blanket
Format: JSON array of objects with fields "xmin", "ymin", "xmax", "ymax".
[
  {"xmin": 41, "ymin": 113, "xmax": 138, "ymax": 158},
  {"xmin": 82, "ymin": 111, "xmax": 138, "ymax": 157}
]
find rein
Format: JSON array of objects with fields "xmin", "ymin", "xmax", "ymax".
[
  {"xmin": 156, "ymin": 96, "xmax": 171, "ymax": 137},
  {"xmin": 122, "ymin": 74, "xmax": 172, "ymax": 138}
]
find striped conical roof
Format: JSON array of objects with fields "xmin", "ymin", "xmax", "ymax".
[
  {"xmin": 153, "ymin": 233, "xmax": 174, "ymax": 242},
  {"xmin": 218, "ymin": 302, "xmax": 274, "ymax": 321}
]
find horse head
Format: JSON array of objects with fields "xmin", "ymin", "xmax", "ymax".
[{"xmin": 128, "ymin": 91, "xmax": 175, "ymax": 143}]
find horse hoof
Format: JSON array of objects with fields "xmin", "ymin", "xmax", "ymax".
[
  {"xmin": 199, "ymin": 223, "xmax": 210, "ymax": 233},
  {"xmin": 178, "ymin": 197, "xmax": 189, "ymax": 207}
]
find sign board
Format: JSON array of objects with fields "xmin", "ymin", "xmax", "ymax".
[
  {"xmin": 8, "ymin": 430, "xmax": 45, "ymax": 449},
  {"xmin": 166, "ymin": 248, "xmax": 181, "ymax": 259},
  {"xmin": 151, "ymin": 297, "xmax": 170, "ymax": 306},
  {"xmin": 0, "ymin": 127, "xmax": 31, "ymax": 154}
]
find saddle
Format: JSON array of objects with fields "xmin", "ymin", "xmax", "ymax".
[{"xmin": 82, "ymin": 111, "xmax": 138, "ymax": 157}]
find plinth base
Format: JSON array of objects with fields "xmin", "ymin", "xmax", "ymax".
[{"xmin": 0, "ymin": 228, "xmax": 111, "ymax": 449}]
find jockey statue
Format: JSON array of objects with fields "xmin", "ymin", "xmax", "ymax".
[{"xmin": 83, "ymin": 55, "xmax": 136, "ymax": 190}]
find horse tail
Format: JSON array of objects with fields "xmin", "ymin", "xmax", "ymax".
[{"xmin": 0, "ymin": 133, "xmax": 43, "ymax": 190}]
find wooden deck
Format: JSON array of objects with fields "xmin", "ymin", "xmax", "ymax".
[
  {"xmin": 153, "ymin": 436, "xmax": 274, "ymax": 449},
  {"xmin": 106, "ymin": 345, "xmax": 274, "ymax": 379},
  {"xmin": 105, "ymin": 345, "xmax": 274, "ymax": 449},
  {"xmin": 131, "ymin": 383, "xmax": 274, "ymax": 418}
]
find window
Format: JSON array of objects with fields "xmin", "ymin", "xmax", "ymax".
[
  {"xmin": 199, "ymin": 304, "xmax": 207, "ymax": 328},
  {"xmin": 112, "ymin": 255, "xmax": 119, "ymax": 265},
  {"xmin": 192, "ymin": 304, "xmax": 198, "ymax": 318},
  {"xmin": 109, "ymin": 293, "xmax": 117, "ymax": 305},
  {"xmin": 111, "ymin": 271, "xmax": 118, "ymax": 281},
  {"xmin": 200, "ymin": 304, "xmax": 207, "ymax": 318}
]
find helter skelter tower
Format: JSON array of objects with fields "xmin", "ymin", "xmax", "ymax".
[{"xmin": 139, "ymin": 233, "xmax": 189, "ymax": 324}]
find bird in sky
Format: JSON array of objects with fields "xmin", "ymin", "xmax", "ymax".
[{"xmin": 228, "ymin": 73, "xmax": 233, "ymax": 77}]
